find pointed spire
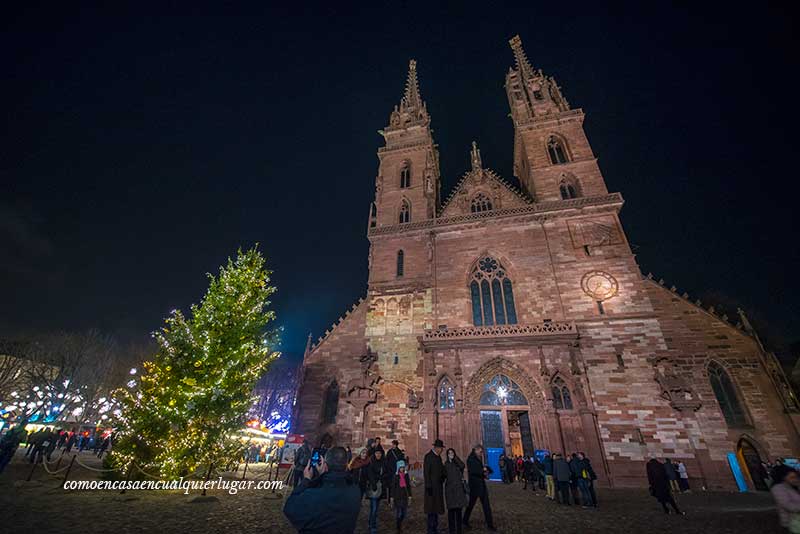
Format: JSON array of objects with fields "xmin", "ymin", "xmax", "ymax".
[
  {"xmin": 401, "ymin": 59, "xmax": 422, "ymax": 111},
  {"xmin": 470, "ymin": 141, "xmax": 482, "ymax": 171},
  {"xmin": 509, "ymin": 35, "xmax": 535, "ymax": 80}
]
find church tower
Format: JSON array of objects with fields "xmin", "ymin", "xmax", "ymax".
[
  {"xmin": 371, "ymin": 60, "xmax": 440, "ymax": 230},
  {"xmin": 505, "ymin": 35, "xmax": 609, "ymax": 202}
]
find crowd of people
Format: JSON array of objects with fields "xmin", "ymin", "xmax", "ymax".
[
  {"xmin": 284, "ymin": 436, "xmax": 618, "ymax": 534},
  {"xmin": 0, "ymin": 421, "xmax": 113, "ymax": 475}
]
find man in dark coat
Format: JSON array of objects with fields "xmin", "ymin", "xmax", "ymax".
[
  {"xmin": 283, "ymin": 446, "xmax": 362, "ymax": 533},
  {"xmin": 424, "ymin": 439, "xmax": 446, "ymax": 534},
  {"xmin": 646, "ymin": 458, "xmax": 684, "ymax": 515},
  {"xmin": 553, "ymin": 453, "xmax": 572, "ymax": 505},
  {"xmin": 463, "ymin": 445, "xmax": 497, "ymax": 531}
]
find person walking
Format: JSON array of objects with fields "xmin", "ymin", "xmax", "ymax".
[
  {"xmin": 390, "ymin": 460, "xmax": 412, "ymax": 532},
  {"xmin": 423, "ymin": 439, "xmax": 446, "ymax": 534},
  {"xmin": 543, "ymin": 453, "xmax": 555, "ymax": 499},
  {"xmin": 677, "ymin": 461, "xmax": 690, "ymax": 492},
  {"xmin": 283, "ymin": 446, "xmax": 362, "ymax": 533},
  {"xmin": 534, "ymin": 456, "xmax": 545, "ymax": 490},
  {"xmin": 771, "ymin": 464, "xmax": 800, "ymax": 531},
  {"xmin": 444, "ymin": 448, "xmax": 467, "ymax": 534},
  {"xmin": 463, "ymin": 445, "xmax": 497, "ymax": 532},
  {"xmin": 523, "ymin": 455, "xmax": 540, "ymax": 492},
  {"xmin": 0, "ymin": 423, "xmax": 27, "ymax": 474},
  {"xmin": 386, "ymin": 440, "xmax": 405, "ymax": 499},
  {"xmin": 646, "ymin": 458, "xmax": 685, "ymax": 515},
  {"xmin": 664, "ymin": 458, "xmax": 680, "ymax": 493},
  {"xmin": 553, "ymin": 453, "xmax": 572, "ymax": 505},
  {"xmin": 575, "ymin": 452, "xmax": 597, "ymax": 507},
  {"xmin": 348, "ymin": 448, "xmax": 371, "ymax": 498},
  {"xmin": 367, "ymin": 448, "xmax": 389, "ymax": 534}
]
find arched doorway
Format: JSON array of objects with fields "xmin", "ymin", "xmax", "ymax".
[
  {"xmin": 464, "ymin": 359, "xmax": 548, "ymax": 481},
  {"xmin": 737, "ymin": 437, "xmax": 768, "ymax": 491}
]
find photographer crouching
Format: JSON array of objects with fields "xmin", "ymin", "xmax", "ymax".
[{"xmin": 283, "ymin": 446, "xmax": 362, "ymax": 533}]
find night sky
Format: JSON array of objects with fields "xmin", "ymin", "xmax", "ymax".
[{"xmin": 2, "ymin": 3, "xmax": 798, "ymax": 363}]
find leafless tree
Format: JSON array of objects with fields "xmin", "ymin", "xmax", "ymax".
[{"xmin": 249, "ymin": 358, "xmax": 300, "ymax": 431}]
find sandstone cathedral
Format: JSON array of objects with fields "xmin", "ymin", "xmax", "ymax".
[{"xmin": 292, "ymin": 35, "xmax": 799, "ymax": 489}]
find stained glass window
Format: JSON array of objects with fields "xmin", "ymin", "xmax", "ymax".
[
  {"xmin": 708, "ymin": 363, "xmax": 748, "ymax": 427},
  {"xmin": 469, "ymin": 256, "xmax": 517, "ymax": 326},
  {"xmin": 439, "ymin": 377, "xmax": 455, "ymax": 410},
  {"xmin": 560, "ymin": 181, "xmax": 578, "ymax": 199},
  {"xmin": 322, "ymin": 380, "xmax": 339, "ymax": 424},
  {"xmin": 400, "ymin": 162, "xmax": 411, "ymax": 188},
  {"xmin": 547, "ymin": 136, "xmax": 569, "ymax": 165},
  {"xmin": 479, "ymin": 374, "xmax": 528, "ymax": 406},
  {"xmin": 399, "ymin": 200, "xmax": 410, "ymax": 224},
  {"xmin": 551, "ymin": 377, "xmax": 573, "ymax": 410},
  {"xmin": 471, "ymin": 193, "xmax": 493, "ymax": 213}
]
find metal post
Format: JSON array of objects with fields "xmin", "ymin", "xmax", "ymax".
[
  {"xmin": 241, "ymin": 455, "xmax": 250, "ymax": 481},
  {"xmin": 120, "ymin": 462, "xmax": 134, "ymax": 494},
  {"xmin": 201, "ymin": 462, "xmax": 214, "ymax": 496},
  {"xmin": 25, "ymin": 458, "xmax": 38, "ymax": 482},
  {"xmin": 61, "ymin": 454, "xmax": 76, "ymax": 487},
  {"xmin": 54, "ymin": 449, "xmax": 66, "ymax": 472}
]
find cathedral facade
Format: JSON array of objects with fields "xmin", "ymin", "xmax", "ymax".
[{"xmin": 292, "ymin": 36, "xmax": 800, "ymax": 489}]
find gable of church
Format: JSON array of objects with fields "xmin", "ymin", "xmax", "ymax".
[{"xmin": 439, "ymin": 168, "xmax": 531, "ymax": 219}]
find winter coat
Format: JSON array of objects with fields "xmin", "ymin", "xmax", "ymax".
[
  {"xmin": 367, "ymin": 457, "xmax": 390, "ymax": 499},
  {"xmin": 543, "ymin": 456, "xmax": 554, "ymax": 476},
  {"xmin": 646, "ymin": 459, "xmax": 671, "ymax": 502},
  {"xmin": 283, "ymin": 470, "xmax": 361, "ymax": 534},
  {"xmin": 771, "ymin": 481, "xmax": 800, "ymax": 528},
  {"xmin": 348, "ymin": 456, "xmax": 370, "ymax": 494},
  {"xmin": 553, "ymin": 458, "xmax": 572, "ymax": 483},
  {"xmin": 386, "ymin": 447, "xmax": 405, "ymax": 475},
  {"xmin": 466, "ymin": 451, "xmax": 489, "ymax": 498},
  {"xmin": 391, "ymin": 472, "xmax": 412, "ymax": 509},
  {"xmin": 524, "ymin": 459, "xmax": 541, "ymax": 481},
  {"xmin": 663, "ymin": 461, "xmax": 678, "ymax": 481},
  {"xmin": 444, "ymin": 457, "xmax": 468, "ymax": 509},
  {"xmin": 578, "ymin": 458, "xmax": 597, "ymax": 480},
  {"xmin": 423, "ymin": 450, "xmax": 446, "ymax": 514}
]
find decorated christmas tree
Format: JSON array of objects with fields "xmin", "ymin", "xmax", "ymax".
[{"xmin": 110, "ymin": 247, "xmax": 279, "ymax": 477}]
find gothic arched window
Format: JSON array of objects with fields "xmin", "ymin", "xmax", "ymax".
[
  {"xmin": 400, "ymin": 162, "xmax": 411, "ymax": 189},
  {"xmin": 469, "ymin": 256, "xmax": 517, "ymax": 326},
  {"xmin": 708, "ymin": 362, "xmax": 748, "ymax": 427},
  {"xmin": 322, "ymin": 380, "xmax": 339, "ymax": 424},
  {"xmin": 369, "ymin": 203, "xmax": 377, "ymax": 228},
  {"xmin": 470, "ymin": 193, "xmax": 493, "ymax": 213},
  {"xmin": 399, "ymin": 200, "xmax": 411, "ymax": 224},
  {"xmin": 551, "ymin": 377, "xmax": 573, "ymax": 410},
  {"xmin": 559, "ymin": 178, "xmax": 580, "ymax": 200},
  {"xmin": 547, "ymin": 136, "xmax": 569, "ymax": 165},
  {"xmin": 479, "ymin": 374, "xmax": 528, "ymax": 406},
  {"xmin": 396, "ymin": 250, "xmax": 404, "ymax": 277},
  {"xmin": 438, "ymin": 377, "xmax": 455, "ymax": 410}
]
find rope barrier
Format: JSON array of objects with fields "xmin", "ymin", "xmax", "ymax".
[
  {"xmin": 41, "ymin": 457, "xmax": 70, "ymax": 475},
  {"xmin": 73, "ymin": 455, "xmax": 119, "ymax": 473},
  {"xmin": 135, "ymin": 464, "xmax": 161, "ymax": 479}
]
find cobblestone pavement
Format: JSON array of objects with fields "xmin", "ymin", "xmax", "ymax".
[{"xmin": 0, "ymin": 451, "xmax": 782, "ymax": 533}]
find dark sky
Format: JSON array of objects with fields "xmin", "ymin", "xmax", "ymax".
[{"xmin": 2, "ymin": 3, "xmax": 798, "ymax": 362}]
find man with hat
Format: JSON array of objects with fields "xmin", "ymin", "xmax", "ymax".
[{"xmin": 424, "ymin": 438, "xmax": 447, "ymax": 534}]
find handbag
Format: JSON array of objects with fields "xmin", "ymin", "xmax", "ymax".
[{"xmin": 366, "ymin": 480, "xmax": 383, "ymax": 499}]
